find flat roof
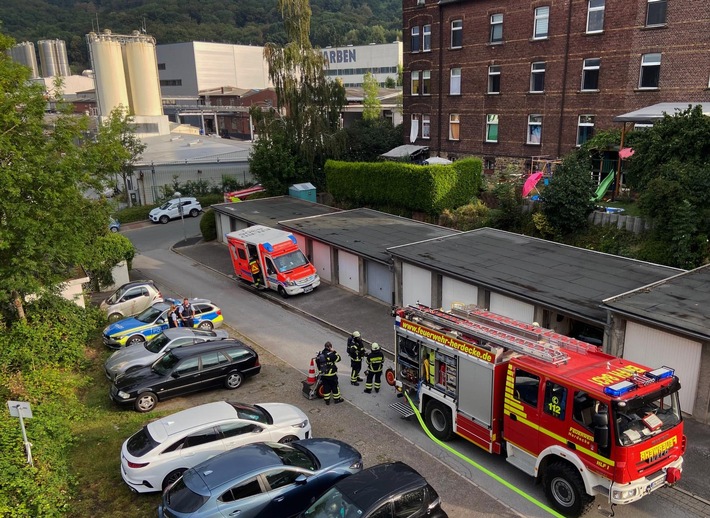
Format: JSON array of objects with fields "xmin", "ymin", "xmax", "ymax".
[
  {"xmin": 280, "ymin": 208, "xmax": 459, "ymax": 264},
  {"xmin": 211, "ymin": 196, "xmax": 340, "ymax": 227},
  {"xmin": 136, "ymin": 133, "xmax": 252, "ymax": 165},
  {"xmin": 602, "ymin": 265, "xmax": 710, "ymax": 341},
  {"xmin": 388, "ymin": 228, "xmax": 681, "ymax": 324}
]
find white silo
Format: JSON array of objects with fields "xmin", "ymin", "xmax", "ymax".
[
  {"xmin": 123, "ymin": 32, "xmax": 163, "ymax": 116},
  {"xmin": 9, "ymin": 42, "xmax": 40, "ymax": 78},
  {"xmin": 87, "ymin": 31, "xmax": 130, "ymax": 117},
  {"xmin": 38, "ymin": 39, "xmax": 59, "ymax": 77},
  {"xmin": 56, "ymin": 39, "xmax": 71, "ymax": 76}
]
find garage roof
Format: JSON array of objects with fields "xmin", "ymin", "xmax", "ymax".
[
  {"xmin": 602, "ymin": 265, "xmax": 710, "ymax": 341},
  {"xmin": 387, "ymin": 228, "xmax": 681, "ymax": 324},
  {"xmin": 211, "ymin": 196, "xmax": 340, "ymax": 227},
  {"xmin": 280, "ymin": 208, "xmax": 459, "ymax": 264}
]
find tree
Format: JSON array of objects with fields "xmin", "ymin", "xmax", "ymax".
[
  {"xmin": 541, "ymin": 156, "xmax": 595, "ymax": 237},
  {"xmin": 362, "ymin": 72, "xmax": 381, "ymax": 121},
  {"xmin": 342, "ymin": 119, "xmax": 403, "ymax": 162}
]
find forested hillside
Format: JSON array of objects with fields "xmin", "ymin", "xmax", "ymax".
[{"xmin": 1, "ymin": 0, "xmax": 401, "ymax": 71}]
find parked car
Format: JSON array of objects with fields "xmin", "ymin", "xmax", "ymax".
[
  {"xmin": 102, "ymin": 298, "xmax": 223, "ymax": 348},
  {"xmin": 109, "ymin": 339, "xmax": 260, "ymax": 412},
  {"xmin": 149, "ymin": 197, "xmax": 202, "ymax": 224},
  {"xmin": 109, "ymin": 217, "xmax": 121, "ymax": 233},
  {"xmin": 104, "ymin": 328, "xmax": 229, "ymax": 381},
  {"xmin": 99, "ymin": 280, "xmax": 163, "ymax": 323},
  {"xmin": 300, "ymin": 462, "xmax": 448, "ymax": 518},
  {"xmin": 120, "ymin": 400, "xmax": 312, "ymax": 493},
  {"xmin": 158, "ymin": 438, "xmax": 363, "ymax": 518}
]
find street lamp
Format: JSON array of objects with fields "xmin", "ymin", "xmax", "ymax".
[{"xmin": 173, "ymin": 191, "xmax": 187, "ymax": 242}]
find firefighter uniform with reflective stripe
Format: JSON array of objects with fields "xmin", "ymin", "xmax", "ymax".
[
  {"xmin": 364, "ymin": 343, "xmax": 384, "ymax": 394},
  {"xmin": 347, "ymin": 332, "xmax": 365, "ymax": 385},
  {"xmin": 320, "ymin": 342, "xmax": 343, "ymax": 405}
]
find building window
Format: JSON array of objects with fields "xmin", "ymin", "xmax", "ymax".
[
  {"xmin": 488, "ymin": 65, "xmax": 501, "ymax": 94},
  {"xmin": 160, "ymin": 79, "xmax": 182, "ymax": 86},
  {"xmin": 527, "ymin": 115, "xmax": 542, "ymax": 144},
  {"xmin": 449, "ymin": 114, "xmax": 460, "ymax": 140},
  {"xmin": 486, "ymin": 114, "xmax": 499, "ymax": 143},
  {"xmin": 450, "ymin": 68, "xmax": 461, "ymax": 95},
  {"xmin": 422, "ymin": 70, "xmax": 431, "ymax": 95},
  {"xmin": 411, "ymin": 114, "xmax": 420, "ymax": 140},
  {"xmin": 451, "ymin": 20, "xmax": 463, "ymax": 48},
  {"xmin": 534, "ymin": 6, "xmax": 550, "ymax": 39},
  {"xmin": 411, "ymin": 70, "xmax": 420, "ymax": 95},
  {"xmin": 411, "ymin": 26, "xmax": 420, "ymax": 52},
  {"xmin": 646, "ymin": 0, "xmax": 667, "ymax": 26},
  {"xmin": 639, "ymin": 53, "xmax": 661, "ymax": 88},
  {"xmin": 581, "ymin": 58, "xmax": 600, "ymax": 90},
  {"xmin": 422, "ymin": 115, "xmax": 431, "ymax": 139},
  {"xmin": 586, "ymin": 0, "xmax": 605, "ymax": 33},
  {"xmin": 490, "ymin": 14, "xmax": 504, "ymax": 43},
  {"xmin": 423, "ymin": 25, "xmax": 431, "ymax": 51},
  {"xmin": 577, "ymin": 115, "xmax": 595, "ymax": 146},
  {"xmin": 157, "ymin": 63, "xmax": 166, "ymax": 70},
  {"xmin": 530, "ymin": 62, "xmax": 546, "ymax": 92}
]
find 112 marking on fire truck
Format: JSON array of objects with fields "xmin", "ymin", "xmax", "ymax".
[{"xmin": 389, "ymin": 304, "xmax": 685, "ymax": 517}]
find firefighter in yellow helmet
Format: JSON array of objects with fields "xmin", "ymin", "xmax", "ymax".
[
  {"xmin": 347, "ymin": 330, "xmax": 365, "ymax": 385},
  {"xmin": 363, "ymin": 342, "xmax": 384, "ymax": 394}
]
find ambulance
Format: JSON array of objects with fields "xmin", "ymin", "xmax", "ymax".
[
  {"xmin": 389, "ymin": 303, "xmax": 685, "ymax": 517},
  {"xmin": 226, "ymin": 225, "xmax": 320, "ymax": 297}
]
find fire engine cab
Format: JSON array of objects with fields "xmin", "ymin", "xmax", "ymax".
[{"xmin": 390, "ymin": 304, "xmax": 685, "ymax": 517}]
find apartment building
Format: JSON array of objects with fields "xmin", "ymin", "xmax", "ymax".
[{"xmin": 403, "ymin": 0, "xmax": 710, "ymax": 171}]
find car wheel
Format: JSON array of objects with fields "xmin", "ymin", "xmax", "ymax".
[
  {"xmin": 278, "ymin": 286, "xmax": 288, "ymax": 298},
  {"xmin": 278, "ymin": 435, "xmax": 299, "ymax": 444},
  {"xmin": 225, "ymin": 371, "xmax": 243, "ymax": 389},
  {"xmin": 108, "ymin": 312, "xmax": 123, "ymax": 323},
  {"xmin": 159, "ymin": 215, "xmax": 169, "ymax": 224},
  {"xmin": 198, "ymin": 321, "xmax": 214, "ymax": 330},
  {"xmin": 189, "ymin": 208, "xmax": 200, "ymax": 217},
  {"xmin": 110, "ymin": 226, "xmax": 119, "ymax": 233},
  {"xmin": 134, "ymin": 392, "xmax": 157, "ymax": 412},
  {"xmin": 162, "ymin": 469, "xmax": 187, "ymax": 491},
  {"xmin": 425, "ymin": 400, "xmax": 453, "ymax": 441},
  {"xmin": 126, "ymin": 335, "xmax": 145, "ymax": 346}
]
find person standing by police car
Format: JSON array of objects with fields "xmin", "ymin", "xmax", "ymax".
[
  {"xmin": 363, "ymin": 343, "xmax": 384, "ymax": 394},
  {"xmin": 319, "ymin": 341, "xmax": 344, "ymax": 405},
  {"xmin": 179, "ymin": 298, "xmax": 195, "ymax": 328},
  {"xmin": 347, "ymin": 331, "xmax": 365, "ymax": 386}
]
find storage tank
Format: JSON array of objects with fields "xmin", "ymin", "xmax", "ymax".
[
  {"xmin": 38, "ymin": 39, "xmax": 59, "ymax": 77},
  {"xmin": 123, "ymin": 33, "xmax": 162, "ymax": 116},
  {"xmin": 8, "ymin": 42, "xmax": 39, "ymax": 78},
  {"xmin": 56, "ymin": 39, "xmax": 71, "ymax": 76},
  {"xmin": 88, "ymin": 31, "xmax": 130, "ymax": 117}
]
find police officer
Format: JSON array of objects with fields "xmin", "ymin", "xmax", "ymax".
[
  {"xmin": 179, "ymin": 298, "xmax": 195, "ymax": 328},
  {"xmin": 347, "ymin": 331, "xmax": 365, "ymax": 385},
  {"xmin": 320, "ymin": 341, "xmax": 344, "ymax": 405},
  {"xmin": 363, "ymin": 343, "xmax": 384, "ymax": 394}
]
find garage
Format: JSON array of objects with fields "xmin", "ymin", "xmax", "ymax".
[
  {"xmin": 442, "ymin": 277, "xmax": 478, "ymax": 311},
  {"xmin": 338, "ymin": 250, "xmax": 360, "ymax": 293},
  {"xmin": 367, "ymin": 261, "xmax": 393, "ymax": 304},
  {"xmin": 623, "ymin": 322, "xmax": 702, "ymax": 414},
  {"xmin": 291, "ymin": 231, "xmax": 308, "ymax": 256},
  {"xmin": 402, "ymin": 263, "xmax": 431, "ymax": 307},
  {"xmin": 489, "ymin": 293, "xmax": 535, "ymax": 324},
  {"xmin": 312, "ymin": 241, "xmax": 332, "ymax": 283}
]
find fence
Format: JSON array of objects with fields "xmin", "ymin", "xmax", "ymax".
[{"xmin": 588, "ymin": 211, "xmax": 650, "ymax": 234}]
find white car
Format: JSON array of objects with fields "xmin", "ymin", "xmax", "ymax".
[
  {"xmin": 120, "ymin": 401, "xmax": 312, "ymax": 493},
  {"xmin": 99, "ymin": 280, "xmax": 163, "ymax": 322},
  {"xmin": 149, "ymin": 197, "xmax": 202, "ymax": 224}
]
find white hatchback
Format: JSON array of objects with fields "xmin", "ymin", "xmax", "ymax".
[{"xmin": 120, "ymin": 401, "xmax": 311, "ymax": 493}]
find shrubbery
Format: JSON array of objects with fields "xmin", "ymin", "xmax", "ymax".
[{"xmin": 200, "ymin": 208, "xmax": 217, "ymax": 241}]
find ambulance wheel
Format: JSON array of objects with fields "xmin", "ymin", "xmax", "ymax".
[
  {"xmin": 278, "ymin": 286, "xmax": 288, "ymax": 298},
  {"xmin": 425, "ymin": 400, "xmax": 452, "ymax": 441},
  {"xmin": 543, "ymin": 462, "xmax": 594, "ymax": 517},
  {"xmin": 385, "ymin": 368, "xmax": 396, "ymax": 386}
]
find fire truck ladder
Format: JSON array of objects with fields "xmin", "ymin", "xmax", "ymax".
[{"xmin": 409, "ymin": 304, "xmax": 570, "ymax": 365}]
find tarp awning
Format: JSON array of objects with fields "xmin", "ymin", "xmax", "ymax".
[
  {"xmin": 613, "ymin": 102, "xmax": 710, "ymax": 123},
  {"xmin": 380, "ymin": 144, "xmax": 429, "ymax": 159}
]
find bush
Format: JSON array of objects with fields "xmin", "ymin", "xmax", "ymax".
[
  {"xmin": 440, "ymin": 199, "xmax": 491, "ymax": 230},
  {"xmin": 200, "ymin": 209, "xmax": 217, "ymax": 241}
]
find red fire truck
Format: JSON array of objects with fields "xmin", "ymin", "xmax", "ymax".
[{"xmin": 389, "ymin": 304, "xmax": 685, "ymax": 517}]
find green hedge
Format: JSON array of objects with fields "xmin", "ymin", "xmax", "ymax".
[
  {"xmin": 113, "ymin": 193, "xmax": 225, "ymax": 223},
  {"xmin": 325, "ymin": 158, "xmax": 483, "ymax": 214}
]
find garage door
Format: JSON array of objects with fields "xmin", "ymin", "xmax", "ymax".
[
  {"xmin": 442, "ymin": 277, "xmax": 478, "ymax": 311},
  {"xmin": 489, "ymin": 293, "xmax": 534, "ymax": 323},
  {"xmin": 367, "ymin": 261, "xmax": 393, "ymax": 304},
  {"xmin": 338, "ymin": 250, "xmax": 359, "ymax": 293},
  {"xmin": 403, "ymin": 263, "xmax": 431, "ymax": 307},
  {"xmin": 312, "ymin": 241, "xmax": 332, "ymax": 282},
  {"xmin": 291, "ymin": 232, "xmax": 308, "ymax": 255},
  {"xmin": 623, "ymin": 322, "xmax": 701, "ymax": 414}
]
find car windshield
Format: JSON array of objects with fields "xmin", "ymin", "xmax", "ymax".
[
  {"xmin": 159, "ymin": 201, "xmax": 172, "ymax": 210},
  {"xmin": 229, "ymin": 403, "xmax": 271, "ymax": 424},
  {"xmin": 126, "ymin": 427, "xmax": 159, "ymax": 458},
  {"xmin": 152, "ymin": 352, "xmax": 180, "ymax": 376},
  {"xmin": 165, "ymin": 477, "xmax": 208, "ymax": 513},
  {"xmin": 136, "ymin": 305, "xmax": 165, "ymax": 323},
  {"xmin": 613, "ymin": 384, "xmax": 682, "ymax": 446},
  {"xmin": 145, "ymin": 333, "xmax": 170, "ymax": 354},
  {"xmin": 267, "ymin": 442, "xmax": 318, "ymax": 471},
  {"xmin": 273, "ymin": 250, "xmax": 309, "ymax": 273},
  {"xmin": 302, "ymin": 487, "xmax": 362, "ymax": 518}
]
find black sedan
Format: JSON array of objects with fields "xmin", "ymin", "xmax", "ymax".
[{"xmin": 109, "ymin": 339, "xmax": 260, "ymax": 412}]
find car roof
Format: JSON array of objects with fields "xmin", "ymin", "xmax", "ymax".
[
  {"xmin": 146, "ymin": 401, "xmax": 238, "ymax": 443},
  {"xmin": 160, "ymin": 328, "xmax": 218, "ymax": 340},
  {"xmin": 169, "ymin": 339, "xmax": 250, "ymax": 358},
  {"xmin": 190, "ymin": 442, "xmax": 282, "ymax": 491},
  {"xmin": 120, "ymin": 280, "xmax": 157, "ymax": 289},
  {"xmin": 166, "ymin": 297, "xmax": 213, "ymax": 306},
  {"xmin": 336, "ymin": 462, "xmax": 426, "ymax": 509}
]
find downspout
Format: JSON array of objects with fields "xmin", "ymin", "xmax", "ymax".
[
  {"xmin": 556, "ymin": 0, "xmax": 574, "ymax": 157},
  {"xmin": 437, "ymin": 5, "xmax": 444, "ymax": 154}
]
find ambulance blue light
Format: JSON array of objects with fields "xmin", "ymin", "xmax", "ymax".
[
  {"xmin": 604, "ymin": 380, "xmax": 636, "ymax": 397},
  {"xmin": 288, "ymin": 235, "xmax": 297, "ymax": 245},
  {"xmin": 647, "ymin": 367, "xmax": 674, "ymax": 381},
  {"xmin": 263, "ymin": 242, "xmax": 274, "ymax": 252}
]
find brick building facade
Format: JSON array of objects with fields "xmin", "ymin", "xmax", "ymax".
[{"xmin": 403, "ymin": 0, "xmax": 710, "ymax": 173}]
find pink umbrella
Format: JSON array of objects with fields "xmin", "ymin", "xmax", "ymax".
[
  {"xmin": 619, "ymin": 147, "xmax": 635, "ymax": 159},
  {"xmin": 522, "ymin": 171, "xmax": 544, "ymax": 197}
]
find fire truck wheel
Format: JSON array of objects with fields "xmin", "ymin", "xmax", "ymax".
[
  {"xmin": 425, "ymin": 400, "xmax": 453, "ymax": 441},
  {"xmin": 543, "ymin": 462, "xmax": 594, "ymax": 517}
]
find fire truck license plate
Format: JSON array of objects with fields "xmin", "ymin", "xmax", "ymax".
[{"xmin": 647, "ymin": 475, "xmax": 665, "ymax": 493}]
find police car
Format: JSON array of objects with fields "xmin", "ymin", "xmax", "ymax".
[{"xmin": 102, "ymin": 298, "xmax": 224, "ymax": 348}]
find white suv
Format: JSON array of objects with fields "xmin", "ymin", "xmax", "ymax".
[{"xmin": 149, "ymin": 197, "xmax": 202, "ymax": 224}]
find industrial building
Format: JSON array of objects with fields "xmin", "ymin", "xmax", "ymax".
[{"xmin": 322, "ymin": 42, "xmax": 403, "ymax": 87}]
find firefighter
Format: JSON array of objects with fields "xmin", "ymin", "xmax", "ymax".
[
  {"xmin": 249, "ymin": 255, "xmax": 262, "ymax": 287},
  {"xmin": 320, "ymin": 341, "xmax": 344, "ymax": 405},
  {"xmin": 347, "ymin": 330, "xmax": 365, "ymax": 385},
  {"xmin": 363, "ymin": 342, "xmax": 384, "ymax": 394}
]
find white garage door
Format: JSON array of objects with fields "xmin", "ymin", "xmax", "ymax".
[
  {"xmin": 489, "ymin": 293, "xmax": 535, "ymax": 323},
  {"xmin": 403, "ymin": 263, "xmax": 431, "ymax": 307},
  {"xmin": 623, "ymin": 322, "xmax": 701, "ymax": 414},
  {"xmin": 367, "ymin": 261, "xmax": 393, "ymax": 304},
  {"xmin": 312, "ymin": 241, "xmax": 332, "ymax": 282},
  {"xmin": 442, "ymin": 277, "xmax": 479, "ymax": 311},
  {"xmin": 338, "ymin": 250, "xmax": 359, "ymax": 293}
]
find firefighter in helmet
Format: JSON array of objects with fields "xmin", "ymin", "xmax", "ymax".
[
  {"xmin": 363, "ymin": 342, "xmax": 384, "ymax": 394},
  {"xmin": 347, "ymin": 330, "xmax": 365, "ymax": 386},
  {"xmin": 249, "ymin": 255, "xmax": 262, "ymax": 287},
  {"xmin": 320, "ymin": 341, "xmax": 344, "ymax": 405}
]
